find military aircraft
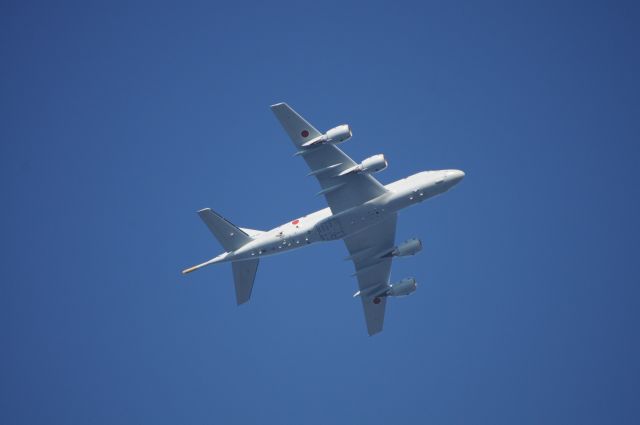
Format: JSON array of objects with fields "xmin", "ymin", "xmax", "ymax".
[{"xmin": 182, "ymin": 103, "xmax": 464, "ymax": 335}]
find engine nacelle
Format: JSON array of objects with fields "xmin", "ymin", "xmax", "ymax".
[
  {"xmin": 359, "ymin": 154, "xmax": 388, "ymax": 174},
  {"xmin": 325, "ymin": 124, "xmax": 352, "ymax": 144},
  {"xmin": 302, "ymin": 124, "xmax": 352, "ymax": 147},
  {"xmin": 386, "ymin": 277, "xmax": 417, "ymax": 297},
  {"xmin": 391, "ymin": 238, "xmax": 422, "ymax": 257},
  {"xmin": 338, "ymin": 154, "xmax": 388, "ymax": 176}
]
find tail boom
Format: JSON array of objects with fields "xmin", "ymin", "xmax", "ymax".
[{"xmin": 181, "ymin": 252, "xmax": 230, "ymax": 274}]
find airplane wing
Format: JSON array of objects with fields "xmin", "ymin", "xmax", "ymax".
[
  {"xmin": 271, "ymin": 103, "xmax": 388, "ymax": 213},
  {"xmin": 343, "ymin": 213, "xmax": 397, "ymax": 335}
]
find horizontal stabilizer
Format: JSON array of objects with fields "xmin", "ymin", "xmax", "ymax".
[{"xmin": 198, "ymin": 208, "xmax": 252, "ymax": 252}]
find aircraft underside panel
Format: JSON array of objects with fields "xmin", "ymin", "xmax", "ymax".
[{"xmin": 316, "ymin": 218, "xmax": 346, "ymax": 241}]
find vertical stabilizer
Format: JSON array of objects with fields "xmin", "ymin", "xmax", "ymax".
[{"xmin": 232, "ymin": 259, "xmax": 259, "ymax": 305}]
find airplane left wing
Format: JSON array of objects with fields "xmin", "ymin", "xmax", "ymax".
[
  {"xmin": 271, "ymin": 103, "xmax": 387, "ymax": 214},
  {"xmin": 343, "ymin": 213, "xmax": 397, "ymax": 335}
]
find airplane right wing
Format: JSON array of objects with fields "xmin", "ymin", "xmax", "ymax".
[
  {"xmin": 270, "ymin": 103, "xmax": 388, "ymax": 214},
  {"xmin": 343, "ymin": 213, "xmax": 398, "ymax": 336}
]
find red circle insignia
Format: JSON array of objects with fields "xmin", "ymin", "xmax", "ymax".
[
  {"xmin": 301, "ymin": 130, "xmax": 309, "ymax": 138},
  {"xmin": 373, "ymin": 297, "xmax": 381, "ymax": 305},
  {"xmin": 292, "ymin": 219, "xmax": 300, "ymax": 225}
]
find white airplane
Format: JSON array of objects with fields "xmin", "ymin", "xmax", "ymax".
[{"xmin": 183, "ymin": 103, "xmax": 464, "ymax": 335}]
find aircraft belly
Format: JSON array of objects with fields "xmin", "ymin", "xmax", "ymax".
[
  {"xmin": 315, "ymin": 217, "xmax": 346, "ymax": 241},
  {"xmin": 314, "ymin": 207, "xmax": 389, "ymax": 241}
]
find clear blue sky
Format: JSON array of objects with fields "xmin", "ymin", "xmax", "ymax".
[{"xmin": 2, "ymin": 1, "xmax": 639, "ymax": 424}]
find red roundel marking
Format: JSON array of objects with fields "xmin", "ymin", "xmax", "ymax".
[
  {"xmin": 291, "ymin": 219, "xmax": 300, "ymax": 225},
  {"xmin": 373, "ymin": 297, "xmax": 381, "ymax": 305},
  {"xmin": 301, "ymin": 130, "xmax": 309, "ymax": 138}
]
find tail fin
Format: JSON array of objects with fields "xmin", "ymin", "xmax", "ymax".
[
  {"xmin": 186, "ymin": 210, "xmax": 261, "ymax": 303},
  {"xmin": 198, "ymin": 208, "xmax": 252, "ymax": 252},
  {"xmin": 232, "ymin": 259, "xmax": 259, "ymax": 304},
  {"xmin": 270, "ymin": 103, "xmax": 322, "ymax": 147}
]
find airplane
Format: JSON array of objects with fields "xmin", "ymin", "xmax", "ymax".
[{"xmin": 182, "ymin": 103, "xmax": 464, "ymax": 335}]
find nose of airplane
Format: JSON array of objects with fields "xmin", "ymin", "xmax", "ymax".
[{"xmin": 448, "ymin": 169, "xmax": 465, "ymax": 185}]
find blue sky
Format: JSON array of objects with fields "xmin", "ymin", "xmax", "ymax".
[{"xmin": 1, "ymin": 1, "xmax": 639, "ymax": 424}]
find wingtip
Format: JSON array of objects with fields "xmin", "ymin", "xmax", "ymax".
[
  {"xmin": 367, "ymin": 327, "xmax": 384, "ymax": 336},
  {"xmin": 270, "ymin": 102, "xmax": 287, "ymax": 109}
]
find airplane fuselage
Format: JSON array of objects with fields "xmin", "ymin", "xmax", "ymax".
[
  {"xmin": 211, "ymin": 169, "xmax": 464, "ymax": 264},
  {"xmin": 182, "ymin": 102, "xmax": 466, "ymax": 334}
]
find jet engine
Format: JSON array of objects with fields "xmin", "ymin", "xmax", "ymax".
[
  {"xmin": 386, "ymin": 277, "xmax": 417, "ymax": 297},
  {"xmin": 302, "ymin": 124, "xmax": 352, "ymax": 147},
  {"xmin": 359, "ymin": 154, "xmax": 388, "ymax": 174},
  {"xmin": 325, "ymin": 124, "xmax": 352, "ymax": 144},
  {"xmin": 338, "ymin": 154, "xmax": 388, "ymax": 176},
  {"xmin": 354, "ymin": 277, "xmax": 418, "ymax": 300},
  {"xmin": 391, "ymin": 238, "xmax": 422, "ymax": 257}
]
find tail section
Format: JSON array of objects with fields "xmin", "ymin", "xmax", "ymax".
[
  {"xmin": 198, "ymin": 208, "xmax": 252, "ymax": 252},
  {"xmin": 239, "ymin": 227, "xmax": 265, "ymax": 238},
  {"xmin": 184, "ymin": 208, "xmax": 261, "ymax": 304},
  {"xmin": 232, "ymin": 259, "xmax": 259, "ymax": 305},
  {"xmin": 181, "ymin": 252, "xmax": 229, "ymax": 274}
]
